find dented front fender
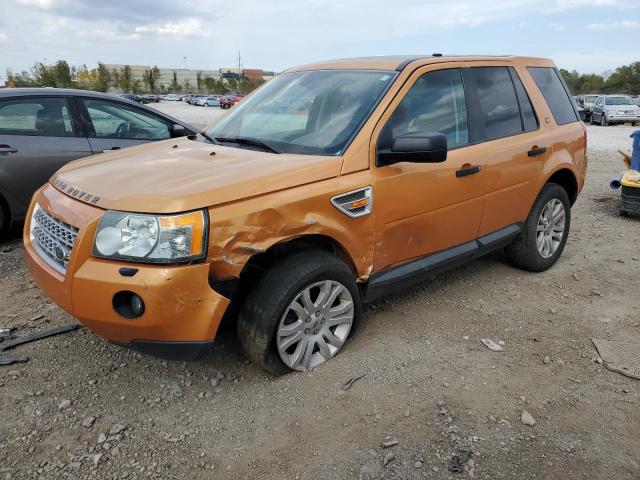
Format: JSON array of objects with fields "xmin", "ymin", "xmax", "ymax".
[{"xmin": 206, "ymin": 172, "xmax": 375, "ymax": 281}]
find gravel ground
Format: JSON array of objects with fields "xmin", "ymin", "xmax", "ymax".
[{"xmin": 1, "ymin": 121, "xmax": 639, "ymax": 480}]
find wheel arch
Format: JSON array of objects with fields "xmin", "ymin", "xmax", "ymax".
[
  {"xmin": 545, "ymin": 168, "xmax": 579, "ymax": 206},
  {"xmin": 212, "ymin": 234, "xmax": 360, "ymax": 319}
]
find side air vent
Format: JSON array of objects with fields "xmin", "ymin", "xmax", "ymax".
[{"xmin": 331, "ymin": 187, "xmax": 373, "ymax": 218}]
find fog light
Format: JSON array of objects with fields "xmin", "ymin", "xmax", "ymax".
[
  {"xmin": 131, "ymin": 294, "xmax": 145, "ymax": 317},
  {"xmin": 113, "ymin": 291, "xmax": 145, "ymax": 319}
]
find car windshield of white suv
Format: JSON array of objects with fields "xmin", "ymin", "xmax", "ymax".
[
  {"xmin": 584, "ymin": 95, "xmax": 598, "ymax": 102},
  {"xmin": 204, "ymin": 70, "xmax": 395, "ymax": 155},
  {"xmin": 605, "ymin": 96, "xmax": 634, "ymax": 106}
]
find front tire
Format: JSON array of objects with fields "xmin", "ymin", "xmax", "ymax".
[
  {"xmin": 238, "ymin": 250, "xmax": 362, "ymax": 374},
  {"xmin": 505, "ymin": 183, "xmax": 571, "ymax": 272},
  {"xmin": 601, "ymin": 114, "xmax": 608, "ymax": 127}
]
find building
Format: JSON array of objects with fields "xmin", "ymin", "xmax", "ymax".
[{"xmin": 103, "ymin": 64, "xmax": 270, "ymax": 93}]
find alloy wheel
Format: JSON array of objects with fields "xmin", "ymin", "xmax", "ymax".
[
  {"xmin": 276, "ymin": 280, "xmax": 354, "ymax": 371},
  {"xmin": 536, "ymin": 199, "xmax": 565, "ymax": 259}
]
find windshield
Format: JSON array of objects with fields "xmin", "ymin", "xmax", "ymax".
[
  {"xmin": 606, "ymin": 96, "xmax": 633, "ymax": 106},
  {"xmin": 206, "ymin": 70, "xmax": 395, "ymax": 155},
  {"xmin": 584, "ymin": 95, "xmax": 598, "ymax": 102}
]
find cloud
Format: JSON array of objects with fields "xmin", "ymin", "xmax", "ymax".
[
  {"xmin": 587, "ymin": 20, "xmax": 640, "ymax": 30},
  {"xmin": 134, "ymin": 18, "xmax": 212, "ymax": 38},
  {"xmin": 549, "ymin": 23, "xmax": 566, "ymax": 30},
  {"xmin": 553, "ymin": 0, "xmax": 630, "ymax": 9},
  {"xmin": 0, "ymin": 32, "xmax": 7, "ymax": 41}
]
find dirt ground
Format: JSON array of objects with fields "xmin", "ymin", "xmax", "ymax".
[{"xmin": 1, "ymin": 120, "xmax": 639, "ymax": 480}]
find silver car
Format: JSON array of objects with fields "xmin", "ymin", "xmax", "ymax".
[{"xmin": 590, "ymin": 95, "xmax": 640, "ymax": 126}]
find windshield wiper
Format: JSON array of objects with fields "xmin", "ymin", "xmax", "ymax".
[
  {"xmin": 198, "ymin": 130, "xmax": 217, "ymax": 144},
  {"xmin": 214, "ymin": 136, "xmax": 280, "ymax": 154}
]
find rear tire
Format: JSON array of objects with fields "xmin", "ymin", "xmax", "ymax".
[
  {"xmin": 505, "ymin": 183, "xmax": 571, "ymax": 272},
  {"xmin": 238, "ymin": 250, "xmax": 362, "ymax": 374},
  {"xmin": 0, "ymin": 196, "xmax": 8, "ymax": 235}
]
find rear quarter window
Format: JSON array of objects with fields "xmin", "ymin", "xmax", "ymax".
[{"xmin": 527, "ymin": 67, "xmax": 578, "ymax": 125}]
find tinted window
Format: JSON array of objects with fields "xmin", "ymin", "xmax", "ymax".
[
  {"xmin": 379, "ymin": 69, "xmax": 468, "ymax": 149},
  {"xmin": 527, "ymin": 67, "xmax": 578, "ymax": 125},
  {"xmin": 81, "ymin": 99, "xmax": 170, "ymax": 140},
  {"xmin": 509, "ymin": 68, "xmax": 539, "ymax": 132},
  {"xmin": 465, "ymin": 67, "xmax": 522, "ymax": 140},
  {"xmin": 0, "ymin": 97, "xmax": 76, "ymax": 137}
]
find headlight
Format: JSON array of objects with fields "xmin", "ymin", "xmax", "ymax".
[{"xmin": 93, "ymin": 210, "xmax": 207, "ymax": 263}]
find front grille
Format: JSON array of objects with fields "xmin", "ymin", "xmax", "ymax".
[{"xmin": 30, "ymin": 204, "xmax": 79, "ymax": 274}]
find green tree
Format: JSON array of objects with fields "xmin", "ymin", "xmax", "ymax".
[
  {"xmin": 32, "ymin": 62, "xmax": 56, "ymax": 87},
  {"xmin": 119, "ymin": 65, "xmax": 133, "ymax": 93},
  {"xmin": 94, "ymin": 62, "xmax": 111, "ymax": 92},
  {"xmin": 606, "ymin": 62, "xmax": 640, "ymax": 94},
  {"xmin": 183, "ymin": 79, "xmax": 193, "ymax": 93},
  {"xmin": 559, "ymin": 69, "xmax": 580, "ymax": 94},
  {"xmin": 143, "ymin": 66, "xmax": 160, "ymax": 93},
  {"xmin": 169, "ymin": 71, "xmax": 182, "ymax": 93},
  {"xmin": 52, "ymin": 60, "xmax": 74, "ymax": 88},
  {"xmin": 6, "ymin": 69, "xmax": 36, "ymax": 87}
]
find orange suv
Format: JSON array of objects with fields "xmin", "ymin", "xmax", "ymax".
[{"xmin": 24, "ymin": 55, "xmax": 587, "ymax": 373}]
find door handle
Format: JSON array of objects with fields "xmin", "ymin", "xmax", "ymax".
[
  {"xmin": 527, "ymin": 146, "xmax": 547, "ymax": 157},
  {"xmin": 456, "ymin": 165, "xmax": 481, "ymax": 177},
  {"xmin": 0, "ymin": 145, "xmax": 18, "ymax": 154},
  {"xmin": 102, "ymin": 147, "xmax": 122, "ymax": 153}
]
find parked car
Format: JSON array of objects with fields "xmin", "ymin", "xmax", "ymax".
[
  {"xmin": 187, "ymin": 95, "xmax": 206, "ymax": 105},
  {"xmin": 120, "ymin": 94, "xmax": 144, "ymax": 104},
  {"xmin": 590, "ymin": 95, "xmax": 640, "ymax": 126},
  {"xmin": 165, "ymin": 94, "xmax": 180, "ymax": 101},
  {"xmin": 196, "ymin": 95, "xmax": 221, "ymax": 107},
  {"xmin": 0, "ymin": 88, "xmax": 197, "ymax": 232},
  {"xmin": 578, "ymin": 94, "xmax": 600, "ymax": 121},
  {"xmin": 23, "ymin": 56, "xmax": 586, "ymax": 373},
  {"xmin": 220, "ymin": 95, "xmax": 245, "ymax": 109}
]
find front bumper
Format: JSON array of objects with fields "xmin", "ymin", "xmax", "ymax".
[
  {"xmin": 23, "ymin": 185, "xmax": 230, "ymax": 358},
  {"xmin": 606, "ymin": 114, "xmax": 640, "ymax": 123}
]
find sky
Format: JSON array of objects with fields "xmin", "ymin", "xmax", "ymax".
[{"xmin": 1, "ymin": 0, "xmax": 639, "ymax": 82}]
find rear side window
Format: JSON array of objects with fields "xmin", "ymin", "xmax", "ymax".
[
  {"xmin": 464, "ymin": 67, "xmax": 522, "ymax": 141},
  {"xmin": 509, "ymin": 68, "xmax": 539, "ymax": 132},
  {"xmin": 0, "ymin": 97, "xmax": 76, "ymax": 137},
  {"xmin": 527, "ymin": 67, "xmax": 578, "ymax": 125}
]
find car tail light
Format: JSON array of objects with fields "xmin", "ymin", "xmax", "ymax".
[{"xmin": 581, "ymin": 121, "xmax": 587, "ymax": 151}]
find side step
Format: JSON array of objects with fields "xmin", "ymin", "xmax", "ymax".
[{"xmin": 362, "ymin": 223, "xmax": 522, "ymax": 303}]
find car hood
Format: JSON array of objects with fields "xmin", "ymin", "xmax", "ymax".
[{"xmin": 51, "ymin": 137, "xmax": 343, "ymax": 213}]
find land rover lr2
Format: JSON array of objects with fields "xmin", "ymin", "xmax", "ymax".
[{"xmin": 24, "ymin": 55, "xmax": 587, "ymax": 374}]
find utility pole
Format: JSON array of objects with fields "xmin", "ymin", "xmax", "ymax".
[
  {"xmin": 237, "ymin": 50, "xmax": 243, "ymax": 93},
  {"xmin": 183, "ymin": 56, "xmax": 187, "ymax": 69}
]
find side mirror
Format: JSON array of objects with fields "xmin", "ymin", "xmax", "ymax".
[
  {"xmin": 377, "ymin": 132, "xmax": 448, "ymax": 166},
  {"xmin": 171, "ymin": 124, "xmax": 187, "ymax": 138}
]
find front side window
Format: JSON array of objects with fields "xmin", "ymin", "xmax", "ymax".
[
  {"xmin": 206, "ymin": 70, "xmax": 395, "ymax": 155},
  {"xmin": 527, "ymin": 67, "xmax": 578, "ymax": 125},
  {"xmin": 464, "ymin": 67, "xmax": 523, "ymax": 141},
  {"xmin": 379, "ymin": 68, "xmax": 468, "ymax": 150},
  {"xmin": 81, "ymin": 99, "xmax": 171, "ymax": 140},
  {"xmin": 0, "ymin": 97, "xmax": 76, "ymax": 137}
]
